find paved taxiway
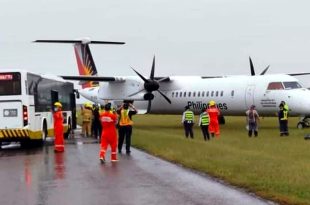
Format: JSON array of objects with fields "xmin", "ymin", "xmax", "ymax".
[{"xmin": 0, "ymin": 137, "xmax": 275, "ymax": 205}]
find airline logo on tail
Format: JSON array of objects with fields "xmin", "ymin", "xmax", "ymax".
[{"xmin": 74, "ymin": 44, "xmax": 99, "ymax": 88}]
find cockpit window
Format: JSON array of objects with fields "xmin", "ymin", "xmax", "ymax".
[
  {"xmin": 283, "ymin": 81, "xmax": 302, "ymax": 89},
  {"xmin": 267, "ymin": 82, "xmax": 284, "ymax": 90}
]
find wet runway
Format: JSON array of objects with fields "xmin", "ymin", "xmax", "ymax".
[{"xmin": 0, "ymin": 141, "xmax": 275, "ymax": 205}]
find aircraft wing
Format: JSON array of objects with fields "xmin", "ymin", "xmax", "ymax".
[{"xmin": 288, "ymin": 73, "xmax": 310, "ymax": 76}]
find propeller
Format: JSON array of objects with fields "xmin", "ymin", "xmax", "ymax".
[
  {"xmin": 249, "ymin": 57, "xmax": 270, "ymax": 76},
  {"xmin": 129, "ymin": 56, "xmax": 171, "ymax": 113}
]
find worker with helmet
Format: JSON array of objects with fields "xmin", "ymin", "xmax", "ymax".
[
  {"xmin": 207, "ymin": 100, "xmax": 221, "ymax": 137},
  {"xmin": 99, "ymin": 103, "xmax": 118, "ymax": 163},
  {"xmin": 81, "ymin": 102, "xmax": 93, "ymax": 137},
  {"xmin": 182, "ymin": 105, "xmax": 194, "ymax": 138},
  {"xmin": 245, "ymin": 105, "xmax": 260, "ymax": 137},
  {"xmin": 53, "ymin": 102, "xmax": 64, "ymax": 152}
]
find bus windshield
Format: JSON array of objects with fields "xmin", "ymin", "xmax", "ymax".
[{"xmin": 0, "ymin": 72, "xmax": 21, "ymax": 95}]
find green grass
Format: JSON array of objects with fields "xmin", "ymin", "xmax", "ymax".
[{"xmin": 131, "ymin": 115, "xmax": 310, "ymax": 205}]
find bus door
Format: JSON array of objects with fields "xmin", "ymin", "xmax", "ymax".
[
  {"xmin": 70, "ymin": 93, "xmax": 77, "ymax": 129},
  {"xmin": 245, "ymin": 85, "xmax": 255, "ymax": 109},
  {"xmin": 0, "ymin": 101, "xmax": 23, "ymax": 129},
  {"xmin": 51, "ymin": 90, "xmax": 59, "ymax": 110}
]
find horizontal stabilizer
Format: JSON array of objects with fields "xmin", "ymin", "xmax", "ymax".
[
  {"xmin": 34, "ymin": 40, "xmax": 125, "ymax": 45},
  {"xmin": 60, "ymin": 75, "xmax": 118, "ymax": 82}
]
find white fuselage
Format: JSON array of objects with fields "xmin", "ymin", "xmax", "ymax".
[{"xmin": 79, "ymin": 74, "xmax": 310, "ymax": 116}]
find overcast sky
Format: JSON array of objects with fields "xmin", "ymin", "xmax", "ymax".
[{"xmin": 0, "ymin": 0, "xmax": 310, "ymax": 85}]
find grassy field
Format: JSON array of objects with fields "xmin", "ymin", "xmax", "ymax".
[{"xmin": 130, "ymin": 115, "xmax": 310, "ymax": 205}]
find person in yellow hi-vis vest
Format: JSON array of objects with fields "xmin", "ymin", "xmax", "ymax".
[
  {"xmin": 117, "ymin": 102, "xmax": 137, "ymax": 154},
  {"xmin": 82, "ymin": 103, "xmax": 93, "ymax": 137}
]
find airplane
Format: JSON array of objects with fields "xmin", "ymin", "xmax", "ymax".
[{"xmin": 34, "ymin": 39, "xmax": 310, "ymax": 128}]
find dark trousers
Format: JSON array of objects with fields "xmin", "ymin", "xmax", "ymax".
[
  {"xmin": 183, "ymin": 122, "xmax": 194, "ymax": 138},
  {"xmin": 92, "ymin": 120, "xmax": 101, "ymax": 138},
  {"xmin": 248, "ymin": 122, "xmax": 258, "ymax": 137},
  {"xmin": 118, "ymin": 125, "xmax": 133, "ymax": 152},
  {"xmin": 200, "ymin": 125, "xmax": 210, "ymax": 140},
  {"xmin": 279, "ymin": 120, "xmax": 289, "ymax": 136}
]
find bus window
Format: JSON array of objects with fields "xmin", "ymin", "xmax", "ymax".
[
  {"xmin": 283, "ymin": 81, "xmax": 302, "ymax": 89},
  {"xmin": 0, "ymin": 72, "xmax": 21, "ymax": 95},
  {"xmin": 267, "ymin": 82, "xmax": 284, "ymax": 90}
]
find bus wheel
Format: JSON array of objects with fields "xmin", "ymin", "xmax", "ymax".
[{"xmin": 42, "ymin": 122, "xmax": 48, "ymax": 142}]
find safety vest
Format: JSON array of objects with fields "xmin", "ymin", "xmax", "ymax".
[
  {"xmin": 282, "ymin": 110, "xmax": 288, "ymax": 120},
  {"xmin": 119, "ymin": 109, "xmax": 133, "ymax": 126},
  {"xmin": 184, "ymin": 110, "xmax": 194, "ymax": 121},
  {"xmin": 200, "ymin": 112, "xmax": 209, "ymax": 125}
]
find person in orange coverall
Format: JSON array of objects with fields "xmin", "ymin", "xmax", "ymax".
[
  {"xmin": 53, "ymin": 102, "xmax": 64, "ymax": 152},
  {"xmin": 99, "ymin": 103, "xmax": 118, "ymax": 163},
  {"xmin": 207, "ymin": 100, "xmax": 221, "ymax": 137}
]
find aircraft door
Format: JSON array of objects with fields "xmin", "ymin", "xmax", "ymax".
[{"xmin": 245, "ymin": 85, "xmax": 255, "ymax": 109}]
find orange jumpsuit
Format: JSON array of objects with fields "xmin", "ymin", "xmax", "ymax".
[
  {"xmin": 99, "ymin": 111, "xmax": 118, "ymax": 161},
  {"xmin": 53, "ymin": 110, "xmax": 64, "ymax": 152},
  {"xmin": 207, "ymin": 106, "xmax": 220, "ymax": 137}
]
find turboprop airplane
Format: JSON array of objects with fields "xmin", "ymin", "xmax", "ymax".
[{"xmin": 34, "ymin": 39, "xmax": 310, "ymax": 128}]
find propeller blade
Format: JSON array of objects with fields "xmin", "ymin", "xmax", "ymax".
[
  {"xmin": 147, "ymin": 100, "xmax": 152, "ymax": 113},
  {"xmin": 131, "ymin": 67, "xmax": 148, "ymax": 83},
  {"xmin": 249, "ymin": 57, "xmax": 255, "ymax": 76},
  {"xmin": 157, "ymin": 90, "xmax": 171, "ymax": 104},
  {"xmin": 150, "ymin": 56, "xmax": 155, "ymax": 80},
  {"xmin": 128, "ymin": 88, "xmax": 145, "ymax": 97},
  {"xmin": 260, "ymin": 65, "xmax": 270, "ymax": 75}
]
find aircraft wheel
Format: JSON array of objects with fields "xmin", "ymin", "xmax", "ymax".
[{"xmin": 297, "ymin": 122, "xmax": 305, "ymax": 129}]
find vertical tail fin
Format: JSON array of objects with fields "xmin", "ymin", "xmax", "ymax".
[
  {"xmin": 33, "ymin": 39, "xmax": 125, "ymax": 88},
  {"xmin": 74, "ymin": 43, "xmax": 99, "ymax": 88}
]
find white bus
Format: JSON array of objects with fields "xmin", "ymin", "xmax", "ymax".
[{"xmin": 0, "ymin": 69, "xmax": 76, "ymax": 147}]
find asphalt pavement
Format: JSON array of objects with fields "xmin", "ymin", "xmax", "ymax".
[{"xmin": 0, "ymin": 135, "xmax": 276, "ymax": 205}]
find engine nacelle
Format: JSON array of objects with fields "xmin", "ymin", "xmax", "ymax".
[{"xmin": 144, "ymin": 93, "xmax": 154, "ymax": 100}]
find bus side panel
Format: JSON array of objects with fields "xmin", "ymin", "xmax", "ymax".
[{"xmin": 0, "ymin": 101, "xmax": 23, "ymax": 129}]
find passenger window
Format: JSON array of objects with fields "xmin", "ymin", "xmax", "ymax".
[
  {"xmin": 206, "ymin": 91, "xmax": 209, "ymax": 97},
  {"xmin": 188, "ymin": 92, "xmax": 191, "ymax": 97},
  {"xmin": 198, "ymin": 91, "xmax": 200, "ymax": 97},
  {"xmin": 193, "ymin": 92, "xmax": 196, "ymax": 97},
  {"xmin": 202, "ymin": 91, "xmax": 205, "ymax": 97},
  {"xmin": 216, "ymin": 91, "xmax": 218, "ymax": 97},
  {"xmin": 267, "ymin": 82, "xmax": 284, "ymax": 90},
  {"xmin": 220, "ymin": 91, "xmax": 223, "ymax": 97},
  {"xmin": 184, "ymin": 92, "xmax": 186, "ymax": 97},
  {"xmin": 172, "ymin": 92, "xmax": 174, "ymax": 98},
  {"xmin": 211, "ymin": 91, "xmax": 214, "ymax": 97},
  {"xmin": 176, "ymin": 92, "xmax": 178, "ymax": 97},
  {"xmin": 180, "ymin": 92, "xmax": 182, "ymax": 97},
  {"xmin": 231, "ymin": 90, "xmax": 234, "ymax": 97}
]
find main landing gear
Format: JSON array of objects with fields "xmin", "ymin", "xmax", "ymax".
[{"xmin": 297, "ymin": 116, "xmax": 310, "ymax": 129}]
